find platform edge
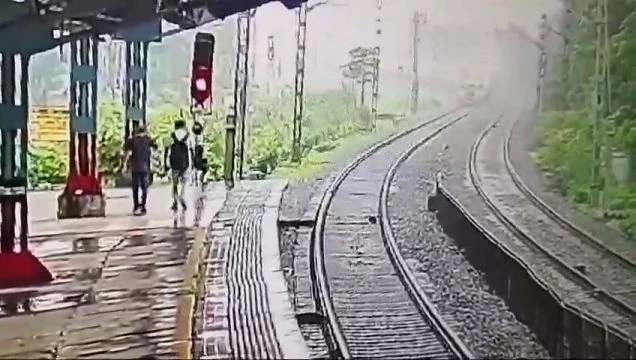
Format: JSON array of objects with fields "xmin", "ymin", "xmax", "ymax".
[{"xmin": 262, "ymin": 180, "xmax": 311, "ymax": 359}]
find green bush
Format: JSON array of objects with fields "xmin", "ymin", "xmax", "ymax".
[
  {"xmin": 28, "ymin": 144, "xmax": 67, "ymax": 186},
  {"xmin": 534, "ymin": 110, "xmax": 636, "ymax": 239},
  {"xmin": 27, "ymin": 90, "xmax": 379, "ymax": 187}
]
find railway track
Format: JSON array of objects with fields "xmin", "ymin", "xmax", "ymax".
[
  {"xmin": 309, "ymin": 109, "xmax": 473, "ymax": 359},
  {"xmin": 468, "ymin": 111, "xmax": 636, "ymax": 340},
  {"xmin": 504, "ymin": 113, "xmax": 636, "ymax": 271}
]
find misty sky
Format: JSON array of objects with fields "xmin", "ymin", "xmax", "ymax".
[{"xmin": 250, "ymin": 0, "xmax": 563, "ymax": 93}]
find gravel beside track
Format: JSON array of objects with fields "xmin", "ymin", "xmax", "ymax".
[
  {"xmin": 386, "ymin": 105, "xmax": 549, "ymax": 358},
  {"xmin": 316, "ymin": 111, "xmax": 470, "ymax": 358}
]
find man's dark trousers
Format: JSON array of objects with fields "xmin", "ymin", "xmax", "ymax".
[{"xmin": 131, "ymin": 171, "xmax": 149, "ymax": 210}]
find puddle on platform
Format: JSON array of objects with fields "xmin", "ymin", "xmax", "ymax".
[
  {"xmin": 0, "ymin": 288, "xmax": 95, "ymax": 316},
  {"xmin": 73, "ymin": 236, "xmax": 100, "ymax": 253},
  {"xmin": 124, "ymin": 234, "xmax": 152, "ymax": 247},
  {"xmin": 75, "ymin": 267, "xmax": 103, "ymax": 282},
  {"xmin": 32, "ymin": 235, "xmax": 123, "ymax": 258},
  {"xmin": 97, "ymin": 288, "xmax": 151, "ymax": 305}
]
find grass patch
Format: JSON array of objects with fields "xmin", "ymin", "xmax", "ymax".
[{"xmin": 272, "ymin": 109, "xmax": 438, "ymax": 182}]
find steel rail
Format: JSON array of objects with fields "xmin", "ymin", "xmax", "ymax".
[
  {"xmin": 308, "ymin": 107, "xmax": 464, "ymax": 358},
  {"xmin": 468, "ymin": 112, "xmax": 636, "ymax": 324},
  {"xmin": 378, "ymin": 113, "xmax": 473, "ymax": 359},
  {"xmin": 503, "ymin": 112, "xmax": 636, "ymax": 273}
]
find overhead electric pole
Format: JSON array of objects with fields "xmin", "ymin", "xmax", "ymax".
[
  {"xmin": 224, "ymin": 11, "xmax": 252, "ymax": 188},
  {"xmin": 590, "ymin": 0, "xmax": 612, "ymax": 210},
  {"xmin": 537, "ymin": 14, "xmax": 549, "ymax": 115},
  {"xmin": 236, "ymin": 11, "xmax": 252, "ymax": 180},
  {"xmin": 370, "ymin": 0, "xmax": 383, "ymax": 128},
  {"xmin": 292, "ymin": 1, "xmax": 308, "ymax": 163},
  {"xmin": 411, "ymin": 11, "xmax": 422, "ymax": 114}
]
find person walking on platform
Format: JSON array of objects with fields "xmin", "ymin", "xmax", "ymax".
[
  {"xmin": 164, "ymin": 119, "xmax": 191, "ymax": 212},
  {"xmin": 124, "ymin": 125, "xmax": 157, "ymax": 216}
]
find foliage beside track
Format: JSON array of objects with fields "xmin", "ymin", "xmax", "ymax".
[
  {"xmin": 28, "ymin": 89, "xmax": 423, "ymax": 188},
  {"xmin": 538, "ymin": 0, "xmax": 636, "ymax": 239}
]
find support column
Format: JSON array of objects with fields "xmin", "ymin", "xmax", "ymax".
[
  {"xmin": 0, "ymin": 52, "xmax": 52, "ymax": 287},
  {"xmin": 124, "ymin": 41, "xmax": 149, "ymax": 138},
  {"xmin": 115, "ymin": 19, "xmax": 159, "ymax": 188},
  {"xmin": 58, "ymin": 36, "xmax": 105, "ymax": 219}
]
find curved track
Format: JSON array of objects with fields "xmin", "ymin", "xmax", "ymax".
[
  {"xmin": 468, "ymin": 111, "xmax": 636, "ymax": 339},
  {"xmin": 504, "ymin": 114, "xmax": 636, "ymax": 271},
  {"xmin": 309, "ymin": 109, "xmax": 472, "ymax": 359}
]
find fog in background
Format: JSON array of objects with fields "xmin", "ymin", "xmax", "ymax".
[
  {"xmin": 249, "ymin": 0, "xmax": 564, "ymax": 105},
  {"xmin": 29, "ymin": 0, "xmax": 565, "ymax": 109}
]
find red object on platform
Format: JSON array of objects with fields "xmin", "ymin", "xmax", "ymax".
[
  {"xmin": 0, "ymin": 252, "xmax": 53, "ymax": 288},
  {"xmin": 66, "ymin": 174, "xmax": 102, "ymax": 196},
  {"xmin": 190, "ymin": 65, "xmax": 213, "ymax": 107}
]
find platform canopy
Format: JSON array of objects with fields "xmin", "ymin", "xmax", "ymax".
[{"xmin": 0, "ymin": 0, "xmax": 307, "ymax": 54}]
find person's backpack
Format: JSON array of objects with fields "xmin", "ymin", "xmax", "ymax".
[
  {"xmin": 193, "ymin": 144, "xmax": 205, "ymax": 170},
  {"xmin": 169, "ymin": 137, "xmax": 190, "ymax": 170}
]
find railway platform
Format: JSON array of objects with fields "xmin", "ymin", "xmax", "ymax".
[
  {"xmin": 0, "ymin": 184, "xmax": 224, "ymax": 359},
  {"xmin": 0, "ymin": 180, "xmax": 308, "ymax": 359},
  {"xmin": 193, "ymin": 180, "xmax": 309, "ymax": 359}
]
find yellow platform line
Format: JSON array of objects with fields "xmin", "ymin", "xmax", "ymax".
[{"xmin": 175, "ymin": 228, "xmax": 208, "ymax": 359}]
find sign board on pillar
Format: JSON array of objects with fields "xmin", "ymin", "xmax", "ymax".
[{"xmin": 29, "ymin": 106, "xmax": 70, "ymax": 143}]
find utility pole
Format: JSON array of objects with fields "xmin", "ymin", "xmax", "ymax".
[
  {"xmin": 537, "ymin": 14, "xmax": 549, "ymax": 115},
  {"xmin": 590, "ymin": 0, "xmax": 612, "ymax": 210},
  {"xmin": 236, "ymin": 11, "xmax": 252, "ymax": 180},
  {"xmin": 411, "ymin": 11, "xmax": 422, "ymax": 114},
  {"xmin": 224, "ymin": 11, "xmax": 251, "ymax": 188},
  {"xmin": 370, "ymin": 0, "xmax": 383, "ymax": 129},
  {"xmin": 266, "ymin": 35, "xmax": 276, "ymax": 95},
  {"xmin": 292, "ymin": 2, "xmax": 308, "ymax": 163}
]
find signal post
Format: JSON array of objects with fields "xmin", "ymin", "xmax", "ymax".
[{"xmin": 190, "ymin": 32, "xmax": 216, "ymax": 188}]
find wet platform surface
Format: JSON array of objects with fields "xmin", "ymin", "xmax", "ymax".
[{"xmin": 0, "ymin": 184, "xmax": 226, "ymax": 359}]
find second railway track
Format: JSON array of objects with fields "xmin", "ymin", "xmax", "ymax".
[
  {"xmin": 468, "ymin": 110, "xmax": 636, "ymax": 341},
  {"xmin": 309, "ymin": 109, "xmax": 472, "ymax": 359}
]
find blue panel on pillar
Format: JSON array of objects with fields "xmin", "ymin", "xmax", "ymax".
[
  {"xmin": 115, "ymin": 18, "xmax": 162, "ymax": 42},
  {"xmin": 71, "ymin": 115, "xmax": 96, "ymax": 134},
  {"xmin": 127, "ymin": 107, "xmax": 144, "ymax": 121},
  {"xmin": 71, "ymin": 65, "xmax": 97, "ymax": 83},
  {"xmin": 129, "ymin": 66, "xmax": 147, "ymax": 81},
  {"xmin": 0, "ymin": 105, "xmax": 27, "ymax": 130}
]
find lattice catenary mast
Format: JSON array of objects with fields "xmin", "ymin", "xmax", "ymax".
[{"xmin": 292, "ymin": 2, "xmax": 308, "ymax": 163}]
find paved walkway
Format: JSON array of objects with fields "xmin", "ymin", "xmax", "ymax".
[
  {"xmin": 194, "ymin": 180, "xmax": 309, "ymax": 359},
  {"xmin": 0, "ymin": 180, "xmax": 309, "ymax": 359},
  {"xmin": 0, "ymin": 184, "xmax": 225, "ymax": 359}
]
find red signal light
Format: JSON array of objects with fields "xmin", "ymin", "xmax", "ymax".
[
  {"xmin": 191, "ymin": 65, "xmax": 212, "ymax": 106},
  {"xmin": 190, "ymin": 32, "xmax": 215, "ymax": 108}
]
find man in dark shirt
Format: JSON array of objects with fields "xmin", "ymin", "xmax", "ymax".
[{"xmin": 124, "ymin": 125, "xmax": 157, "ymax": 215}]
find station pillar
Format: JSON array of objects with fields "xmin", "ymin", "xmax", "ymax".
[
  {"xmin": 58, "ymin": 36, "xmax": 105, "ymax": 218},
  {"xmin": 0, "ymin": 52, "xmax": 52, "ymax": 287},
  {"xmin": 114, "ymin": 40, "xmax": 149, "ymax": 187},
  {"xmin": 124, "ymin": 41, "xmax": 149, "ymax": 138}
]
